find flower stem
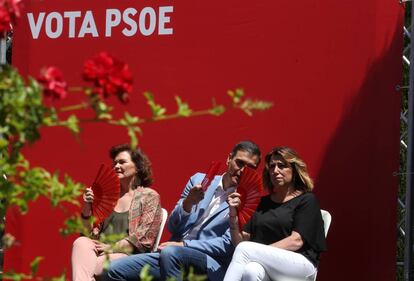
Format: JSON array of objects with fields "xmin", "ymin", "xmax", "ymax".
[
  {"xmin": 59, "ymin": 102, "xmax": 90, "ymax": 112},
  {"xmin": 68, "ymin": 86, "xmax": 86, "ymax": 93}
]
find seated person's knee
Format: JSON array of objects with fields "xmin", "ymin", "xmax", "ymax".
[{"xmin": 242, "ymin": 262, "xmax": 267, "ymax": 281}]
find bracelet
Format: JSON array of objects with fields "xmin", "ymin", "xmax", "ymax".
[{"xmin": 80, "ymin": 212, "xmax": 91, "ymax": 220}]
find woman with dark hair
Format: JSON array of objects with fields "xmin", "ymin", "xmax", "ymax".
[
  {"xmin": 224, "ymin": 147, "xmax": 326, "ymax": 281},
  {"xmin": 71, "ymin": 144, "xmax": 162, "ymax": 281}
]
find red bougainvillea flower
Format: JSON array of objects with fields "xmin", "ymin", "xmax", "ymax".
[
  {"xmin": 37, "ymin": 67, "xmax": 68, "ymax": 100},
  {"xmin": 4, "ymin": 0, "xmax": 22, "ymax": 19},
  {"xmin": 0, "ymin": 6, "xmax": 10, "ymax": 33},
  {"xmin": 83, "ymin": 52, "xmax": 133, "ymax": 103},
  {"xmin": 0, "ymin": 0, "xmax": 23, "ymax": 34}
]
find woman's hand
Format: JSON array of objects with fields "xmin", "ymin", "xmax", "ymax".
[
  {"xmin": 92, "ymin": 240, "xmax": 111, "ymax": 254},
  {"xmin": 81, "ymin": 187, "xmax": 94, "ymax": 218},
  {"xmin": 227, "ymin": 192, "xmax": 241, "ymax": 217},
  {"xmin": 270, "ymin": 231, "xmax": 304, "ymax": 251},
  {"xmin": 114, "ymin": 239, "xmax": 133, "ymax": 253},
  {"xmin": 83, "ymin": 187, "xmax": 94, "ymax": 203}
]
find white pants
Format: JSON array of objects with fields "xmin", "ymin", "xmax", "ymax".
[{"xmin": 223, "ymin": 241, "xmax": 316, "ymax": 281}]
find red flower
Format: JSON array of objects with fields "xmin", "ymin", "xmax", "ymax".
[
  {"xmin": 37, "ymin": 67, "xmax": 68, "ymax": 100},
  {"xmin": 83, "ymin": 52, "xmax": 133, "ymax": 103},
  {"xmin": 0, "ymin": 0, "xmax": 22, "ymax": 34},
  {"xmin": 0, "ymin": 6, "xmax": 10, "ymax": 33},
  {"xmin": 5, "ymin": 0, "xmax": 22, "ymax": 20}
]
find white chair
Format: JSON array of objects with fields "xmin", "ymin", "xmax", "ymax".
[
  {"xmin": 152, "ymin": 208, "xmax": 168, "ymax": 252},
  {"xmin": 276, "ymin": 209, "xmax": 332, "ymax": 281}
]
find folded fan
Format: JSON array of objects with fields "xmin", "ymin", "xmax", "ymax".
[
  {"xmin": 90, "ymin": 164, "xmax": 120, "ymax": 225},
  {"xmin": 237, "ymin": 167, "xmax": 263, "ymax": 230},
  {"xmin": 201, "ymin": 161, "xmax": 221, "ymax": 192}
]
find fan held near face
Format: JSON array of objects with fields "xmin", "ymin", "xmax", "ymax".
[
  {"xmin": 91, "ymin": 164, "xmax": 120, "ymax": 225},
  {"xmin": 201, "ymin": 161, "xmax": 221, "ymax": 192},
  {"xmin": 237, "ymin": 167, "xmax": 263, "ymax": 229}
]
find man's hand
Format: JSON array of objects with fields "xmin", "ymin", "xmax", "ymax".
[
  {"xmin": 182, "ymin": 184, "xmax": 204, "ymax": 212},
  {"xmin": 157, "ymin": 241, "xmax": 184, "ymax": 251},
  {"xmin": 227, "ymin": 192, "xmax": 241, "ymax": 217}
]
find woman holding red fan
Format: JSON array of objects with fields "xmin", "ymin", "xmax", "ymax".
[
  {"xmin": 71, "ymin": 144, "xmax": 162, "ymax": 281},
  {"xmin": 224, "ymin": 147, "xmax": 326, "ymax": 281}
]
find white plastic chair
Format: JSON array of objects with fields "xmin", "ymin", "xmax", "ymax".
[
  {"xmin": 276, "ymin": 209, "xmax": 332, "ymax": 281},
  {"xmin": 152, "ymin": 208, "xmax": 168, "ymax": 252}
]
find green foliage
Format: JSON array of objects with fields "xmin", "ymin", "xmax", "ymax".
[
  {"xmin": 144, "ymin": 91, "xmax": 167, "ymax": 118},
  {"xmin": 140, "ymin": 265, "xmax": 154, "ymax": 281},
  {"xmin": 30, "ymin": 256, "xmax": 44, "ymax": 276},
  {"xmin": 59, "ymin": 215, "xmax": 91, "ymax": 236},
  {"xmin": 175, "ymin": 96, "xmax": 192, "ymax": 117},
  {"xmin": 228, "ymin": 88, "xmax": 273, "ymax": 116},
  {"xmin": 0, "ymin": 65, "xmax": 84, "ymax": 224},
  {"xmin": 49, "ymin": 273, "xmax": 67, "ymax": 281},
  {"xmin": 0, "ymin": 65, "xmax": 46, "ymax": 160},
  {"xmin": 88, "ymin": 92, "xmax": 113, "ymax": 120},
  {"xmin": 65, "ymin": 115, "xmax": 80, "ymax": 134},
  {"xmin": 227, "ymin": 88, "xmax": 245, "ymax": 104},
  {"xmin": 118, "ymin": 112, "xmax": 142, "ymax": 149},
  {"xmin": 1, "ymin": 271, "xmax": 31, "ymax": 280},
  {"xmin": 238, "ymin": 99, "xmax": 273, "ymax": 116},
  {"xmin": 186, "ymin": 267, "xmax": 207, "ymax": 281},
  {"xmin": 138, "ymin": 265, "xmax": 207, "ymax": 281}
]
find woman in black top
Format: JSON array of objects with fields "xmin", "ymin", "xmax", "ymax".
[{"xmin": 223, "ymin": 147, "xmax": 326, "ymax": 281}]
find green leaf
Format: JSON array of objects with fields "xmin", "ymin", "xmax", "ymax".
[
  {"xmin": 127, "ymin": 127, "xmax": 139, "ymax": 149},
  {"xmin": 175, "ymin": 96, "xmax": 192, "ymax": 117},
  {"xmin": 50, "ymin": 273, "xmax": 67, "ymax": 281},
  {"xmin": 60, "ymin": 215, "xmax": 91, "ymax": 236},
  {"xmin": 139, "ymin": 265, "xmax": 154, "ymax": 281},
  {"xmin": 143, "ymin": 91, "xmax": 167, "ymax": 118},
  {"xmin": 30, "ymin": 256, "xmax": 44, "ymax": 276},
  {"xmin": 66, "ymin": 115, "xmax": 80, "ymax": 134},
  {"xmin": 124, "ymin": 112, "xmax": 140, "ymax": 125},
  {"xmin": 209, "ymin": 105, "xmax": 225, "ymax": 116},
  {"xmin": 238, "ymin": 99, "xmax": 273, "ymax": 116},
  {"xmin": 1, "ymin": 271, "xmax": 29, "ymax": 280}
]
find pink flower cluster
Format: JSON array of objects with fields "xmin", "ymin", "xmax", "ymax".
[
  {"xmin": 37, "ymin": 67, "xmax": 68, "ymax": 100},
  {"xmin": 0, "ymin": 0, "xmax": 22, "ymax": 34},
  {"xmin": 83, "ymin": 52, "xmax": 133, "ymax": 103}
]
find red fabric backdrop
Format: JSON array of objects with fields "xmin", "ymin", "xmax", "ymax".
[{"xmin": 5, "ymin": 1, "xmax": 403, "ymax": 280}]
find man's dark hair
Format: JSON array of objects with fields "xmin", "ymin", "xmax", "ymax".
[{"xmin": 230, "ymin": 140, "xmax": 261, "ymax": 165}]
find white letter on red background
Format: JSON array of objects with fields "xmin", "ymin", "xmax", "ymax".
[
  {"xmin": 122, "ymin": 8, "xmax": 137, "ymax": 37},
  {"xmin": 79, "ymin": 11, "xmax": 98, "ymax": 37},
  {"xmin": 139, "ymin": 7, "xmax": 156, "ymax": 36},
  {"xmin": 106, "ymin": 9, "xmax": 121, "ymax": 37},
  {"xmin": 45, "ymin": 12, "xmax": 63, "ymax": 39},
  {"xmin": 64, "ymin": 11, "xmax": 81, "ymax": 38},
  {"xmin": 27, "ymin": 12, "xmax": 45, "ymax": 39},
  {"xmin": 159, "ymin": 6, "xmax": 173, "ymax": 35}
]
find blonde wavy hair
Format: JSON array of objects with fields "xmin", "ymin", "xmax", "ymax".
[{"xmin": 262, "ymin": 146, "xmax": 314, "ymax": 192}]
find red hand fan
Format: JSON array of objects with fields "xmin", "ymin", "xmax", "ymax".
[
  {"xmin": 237, "ymin": 167, "xmax": 263, "ymax": 229},
  {"xmin": 201, "ymin": 161, "xmax": 221, "ymax": 192},
  {"xmin": 90, "ymin": 164, "xmax": 120, "ymax": 225}
]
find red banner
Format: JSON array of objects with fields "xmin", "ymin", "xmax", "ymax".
[{"xmin": 6, "ymin": 1, "xmax": 403, "ymax": 280}]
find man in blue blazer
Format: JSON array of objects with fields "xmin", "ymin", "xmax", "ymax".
[{"xmin": 105, "ymin": 141, "xmax": 261, "ymax": 281}]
